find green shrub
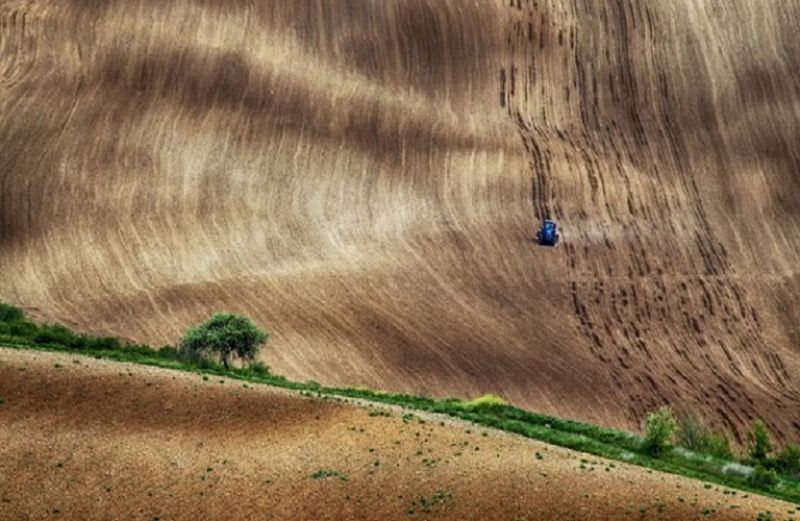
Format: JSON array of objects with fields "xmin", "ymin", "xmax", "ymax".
[
  {"xmin": 776, "ymin": 444, "xmax": 800, "ymax": 478},
  {"xmin": 462, "ymin": 394, "xmax": 509, "ymax": 411},
  {"xmin": 0, "ymin": 303, "xmax": 134, "ymax": 353},
  {"xmin": 702, "ymin": 430, "xmax": 733, "ymax": 460},
  {"xmin": 82, "ymin": 336, "xmax": 122, "ymax": 351},
  {"xmin": 0, "ymin": 303, "xmax": 24, "ymax": 322},
  {"xmin": 749, "ymin": 464, "xmax": 778, "ymax": 489},
  {"xmin": 157, "ymin": 346, "xmax": 179, "ymax": 359},
  {"xmin": 179, "ymin": 313, "xmax": 268, "ymax": 369},
  {"xmin": 747, "ymin": 419, "xmax": 774, "ymax": 462},
  {"xmin": 242, "ymin": 361, "xmax": 270, "ymax": 376},
  {"xmin": 676, "ymin": 413, "xmax": 732, "ymax": 459},
  {"xmin": 310, "ymin": 469, "xmax": 347, "ymax": 481},
  {"xmin": 0, "ymin": 320, "xmax": 37, "ymax": 339},
  {"xmin": 33, "ymin": 323, "xmax": 81, "ymax": 348},
  {"xmin": 676, "ymin": 413, "xmax": 705, "ymax": 450},
  {"xmin": 642, "ymin": 406, "xmax": 677, "ymax": 456}
]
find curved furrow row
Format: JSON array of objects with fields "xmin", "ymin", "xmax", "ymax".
[{"xmin": 1, "ymin": 0, "xmax": 798, "ymax": 441}]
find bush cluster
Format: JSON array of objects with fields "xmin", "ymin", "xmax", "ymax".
[
  {"xmin": 651, "ymin": 406, "xmax": 800, "ymax": 491},
  {"xmin": 776, "ymin": 444, "xmax": 800, "ymax": 479},
  {"xmin": 0, "ymin": 302, "xmax": 270, "ymax": 372},
  {"xmin": 676, "ymin": 413, "xmax": 733, "ymax": 459},
  {"xmin": 0, "ymin": 304, "xmax": 122, "ymax": 351},
  {"xmin": 741, "ymin": 418, "xmax": 800, "ymax": 480},
  {"xmin": 749, "ymin": 465, "xmax": 779, "ymax": 488}
]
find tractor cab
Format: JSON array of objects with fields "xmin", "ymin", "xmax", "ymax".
[{"xmin": 536, "ymin": 219, "xmax": 560, "ymax": 246}]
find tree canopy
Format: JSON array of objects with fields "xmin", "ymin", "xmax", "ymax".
[{"xmin": 180, "ymin": 313, "xmax": 268, "ymax": 369}]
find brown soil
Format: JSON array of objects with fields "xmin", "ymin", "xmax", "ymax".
[
  {"xmin": 0, "ymin": 348, "xmax": 796, "ymax": 520},
  {"xmin": 1, "ymin": 0, "xmax": 799, "ymax": 442}
]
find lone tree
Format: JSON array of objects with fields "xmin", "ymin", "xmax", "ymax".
[
  {"xmin": 643, "ymin": 406, "xmax": 677, "ymax": 456},
  {"xmin": 180, "ymin": 313, "xmax": 268, "ymax": 369}
]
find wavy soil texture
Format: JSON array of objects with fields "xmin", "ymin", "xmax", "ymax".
[
  {"xmin": 1, "ymin": 0, "xmax": 799, "ymax": 441},
  {"xmin": 1, "ymin": 348, "xmax": 797, "ymax": 520}
]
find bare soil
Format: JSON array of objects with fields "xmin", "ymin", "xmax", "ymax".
[
  {"xmin": 1, "ymin": 0, "xmax": 799, "ymax": 442},
  {"xmin": 0, "ymin": 348, "xmax": 796, "ymax": 520}
]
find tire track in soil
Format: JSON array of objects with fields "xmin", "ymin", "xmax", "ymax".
[{"xmin": 503, "ymin": 0, "xmax": 800, "ymax": 441}]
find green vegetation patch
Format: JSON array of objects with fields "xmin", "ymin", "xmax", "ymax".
[
  {"xmin": 461, "ymin": 393, "xmax": 509, "ymax": 409},
  {"xmin": 409, "ymin": 489, "xmax": 452, "ymax": 515},
  {"xmin": 310, "ymin": 469, "xmax": 348, "ymax": 481}
]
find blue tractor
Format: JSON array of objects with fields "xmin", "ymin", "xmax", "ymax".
[{"xmin": 536, "ymin": 219, "xmax": 560, "ymax": 246}]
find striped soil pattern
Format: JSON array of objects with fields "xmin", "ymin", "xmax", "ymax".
[{"xmin": 1, "ymin": 0, "xmax": 799, "ymax": 442}]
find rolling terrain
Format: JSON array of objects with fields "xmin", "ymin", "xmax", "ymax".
[
  {"xmin": 1, "ymin": 0, "xmax": 799, "ymax": 443},
  {"xmin": 1, "ymin": 348, "xmax": 797, "ymax": 520}
]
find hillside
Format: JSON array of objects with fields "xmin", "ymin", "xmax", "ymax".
[
  {"xmin": 1, "ymin": 0, "xmax": 799, "ymax": 442},
  {"xmin": 1, "ymin": 347, "xmax": 797, "ymax": 520}
]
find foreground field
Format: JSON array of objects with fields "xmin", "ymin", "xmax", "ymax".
[{"xmin": 0, "ymin": 348, "xmax": 796, "ymax": 520}]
